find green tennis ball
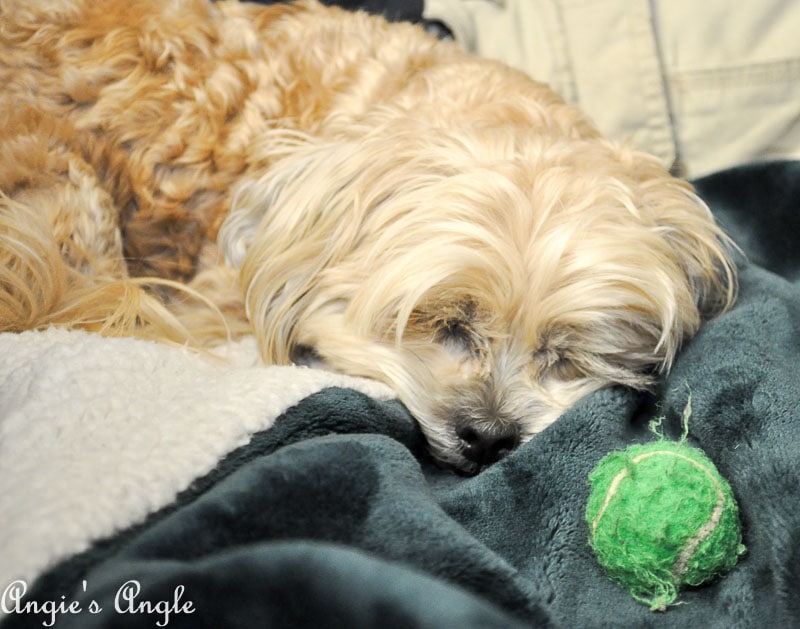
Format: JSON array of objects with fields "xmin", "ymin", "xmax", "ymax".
[{"xmin": 586, "ymin": 440, "xmax": 746, "ymax": 611}]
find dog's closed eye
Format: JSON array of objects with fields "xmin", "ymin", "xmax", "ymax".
[
  {"xmin": 532, "ymin": 328, "xmax": 586, "ymax": 380},
  {"xmin": 435, "ymin": 320, "xmax": 479, "ymax": 354},
  {"xmin": 533, "ymin": 347, "xmax": 584, "ymax": 379}
]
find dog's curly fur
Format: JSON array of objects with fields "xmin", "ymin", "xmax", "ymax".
[{"xmin": 0, "ymin": 0, "xmax": 736, "ymax": 473}]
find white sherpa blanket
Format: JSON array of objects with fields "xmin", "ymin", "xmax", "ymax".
[{"xmin": 0, "ymin": 328, "xmax": 393, "ymax": 589}]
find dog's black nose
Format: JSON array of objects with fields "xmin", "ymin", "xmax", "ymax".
[{"xmin": 456, "ymin": 423, "xmax": 520, "ymax": 467}]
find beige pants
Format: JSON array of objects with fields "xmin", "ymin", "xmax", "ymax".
[{"xmin": 425, "ymin": 0, "xmax": 800, "ymax": 178}]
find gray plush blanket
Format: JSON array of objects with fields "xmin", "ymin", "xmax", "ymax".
[{"xmin": 1, "ymin": 161, "xmax": 799, "ymax": 628}]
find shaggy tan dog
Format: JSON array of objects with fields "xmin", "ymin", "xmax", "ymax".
[{"xmin": 0, "ymin": 0, "xmax": 736, "ymax": 473}]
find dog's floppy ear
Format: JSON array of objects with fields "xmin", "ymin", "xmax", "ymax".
[
  {"xmin": 218, "ymin": 122, "xmax": 528, "ymax": 367},
  {"xmin": 218, "ymin": 131, "xmax": 368, "ymax": 363},
  {"xmin": 219, "ymin": 126, "xmax": 466, "ymax": 364},
  {"xmin": 633, "ymin": 151, "xmax": 738, "ymax": 321}
]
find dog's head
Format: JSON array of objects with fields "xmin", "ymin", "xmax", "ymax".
[{"xmin": 219, "ymin": 119, "xmax": 736, "ymax": 474}]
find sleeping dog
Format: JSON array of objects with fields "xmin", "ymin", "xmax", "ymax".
[{"xmin": 0, "ymin": 0, "xmax": 736, "ymax": 473}]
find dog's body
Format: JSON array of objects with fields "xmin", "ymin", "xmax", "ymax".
[{"xmin": 0, "ymin": 0, "xmax": 735, "ymax": 473}]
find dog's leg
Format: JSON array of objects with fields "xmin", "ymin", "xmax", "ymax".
[{"xmin": 0, "ymin": 110, "xmax": 194, "ymax": 342}]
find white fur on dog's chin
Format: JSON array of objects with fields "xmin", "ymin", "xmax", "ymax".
[{"xmin": 220, "ymin": 118, "xmax": 735, "ymax": 472}]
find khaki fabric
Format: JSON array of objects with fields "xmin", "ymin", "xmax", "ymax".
[{"xmin": 424, "ymin": 0, "xmax": 800, "ymax": 178}]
